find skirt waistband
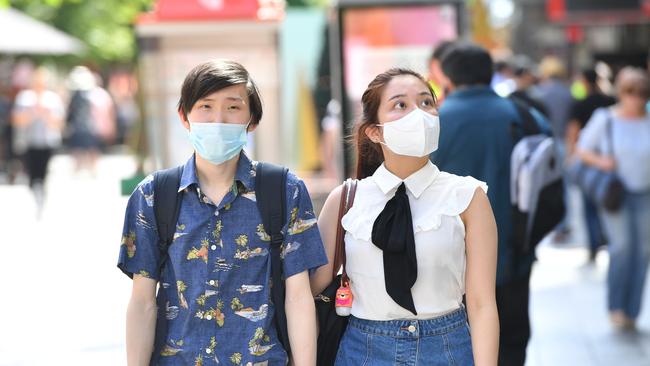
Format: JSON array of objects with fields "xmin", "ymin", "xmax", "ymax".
[{"xmin": 348, "ymin": 307, "xmax": 468, "ymax": 338}]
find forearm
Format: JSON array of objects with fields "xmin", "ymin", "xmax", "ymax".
[
  {"xmin": 577, "ymin": 148, "xmax": 611, "ymax": 169},
  {"xmin": 46, "ymin": 114, "xmax": 64, "ymax": 131},
  {"xmin": 565, "ymin": 121, "xmax": 580, "ymax": 156},
  {"xmin": 126, "ymin": 298, "xmax": 157, "ymax": 366},
  {"xmin": 11, "ymin": 111, "xmax": 30, "ymax": 127},
  {"xmin": 467, "ymin": 302, "xmax": 499, "ymax": 366},
  {"xmin": 285, "ymin": 294, "xmax": 317, "ymax": 366}
]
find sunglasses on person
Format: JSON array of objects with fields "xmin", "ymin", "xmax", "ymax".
[{"xmin": 621, "ymin": 86, "xmax": 649, "ymax": 98}]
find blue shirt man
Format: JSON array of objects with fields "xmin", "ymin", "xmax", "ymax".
[
  {"xmin": 431, "ymin": 85, "xmax": 533, "ymax": 285},
  {"xmin": 430, "ymin": 43, "xmax": 536, "ymax": 366}
]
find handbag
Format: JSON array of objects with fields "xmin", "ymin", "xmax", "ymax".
[
  {"xmin": 315, "ymin": 178, "xmax": 358, "ymax": 366},
  {"xmin": 569, "ymin": 111, "xmax": 624, "ymax": 212}
]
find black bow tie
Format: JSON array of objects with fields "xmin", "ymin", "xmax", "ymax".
[{"xmin": 371, "ymin": 182, "xmax": 418, "ymax": 315}]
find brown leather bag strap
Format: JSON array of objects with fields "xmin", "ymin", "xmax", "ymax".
[{"xmin": 332, "ymin": 178, "xmax": 358, "ymax": 282}]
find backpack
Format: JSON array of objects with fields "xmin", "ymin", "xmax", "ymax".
[
  {"xmin": 508, "ymin": 97, "xmax": 565, "ymax": 259},
  {"xmin": 152, "ymin": 162, "xmax": 292, "ymax": 357}
]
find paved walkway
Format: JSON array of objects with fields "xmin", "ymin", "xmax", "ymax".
[
  {"xmin": 0, "ymin": 154, "xmax": 648, "ymax": 365},
  {"xmin": 526, "ymin": 188, "xmax": 650, "ymax": 366}
]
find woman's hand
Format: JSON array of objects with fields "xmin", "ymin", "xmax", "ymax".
[{"xmin": 597, "ymin": 156, "xmax": 616, "ymax": 172}]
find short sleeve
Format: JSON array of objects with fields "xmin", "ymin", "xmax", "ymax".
[
  {"xmin": 577, "ymin": 108, "xmax": 608, "ymax": 153},
  {"xmin": 451, "ymin": 176, "xmax": 489, "ymax": 215},
  {"xmin": 44, "ymin": 91, "xmax": 65, "ymax": 118},
  {"xmin": 281, "ymin": 176, "xmax": 328, "ymax": 278},
  {"xmin": 117, "ymin": 175, "xmax": 162, "ymax": 280},
  {"xmin": 13, "ymin": 90, "xmax": 35, "ymax": 109}
]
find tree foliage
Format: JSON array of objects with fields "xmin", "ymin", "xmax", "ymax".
[{"xmin": 1, "ymin": 0, "xmax": 153, "ymax": 65}]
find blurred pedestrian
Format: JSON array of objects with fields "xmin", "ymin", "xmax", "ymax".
[
  {"xmin": 91, "ymin": 73, "xmax": 116, "ymax": 148},
  {"xmin": 492, "ymin": 59, "xmax": 516, "ymax": 97},
  {"xmin": 576, "ymin": 67, "xmax": 650, "ymax": 330},
  {"xmin": 65, "ymin": 66, "xmax": 115, "ymax": 174},
  {"xmin": 536, "ymin": 56, "xmax": 575, "ymax": 242},
  {"xmin": 109, "ymin": 71, "xmax": 140, "ymax": 145},
  {"xmin": 313, "ymin": 67, "xmax": 498, "ymax": 366},
  {"xmin": 319, "ymin": 99, "xmax": 343, "ymax": 181},
  {"xmin": 427, "ymin": 40, "xmax": 456, "ymax": 105},
  {"xmin": 430, "ymin": 43, "xmax": 533, "ymax": 366},
  {"xmin": 567, "ymin": 68, "xmax": 616, "ymax": 262},
  {"xmin": 509, "ymin": 55, "xmax": 548, "ymax": 117},
  {"xmin": 11, "ymin": 67, "xmax": 64, "ymax": 211}
]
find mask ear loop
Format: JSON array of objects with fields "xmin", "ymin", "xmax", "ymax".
[
  {"xmin": 372, "ymin": 124, "xmax": 388, "ymax": 146},
  {"xmin": 244, "ymin": 116, "xmax": 254, "ymax": 132}
]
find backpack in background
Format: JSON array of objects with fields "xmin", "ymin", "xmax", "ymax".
[{"xmin": 509, "ymin": 97, "xmax": 565, "ymax": 258}]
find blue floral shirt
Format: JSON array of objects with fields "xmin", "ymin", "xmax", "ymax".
[{"xmin": 118, "ymin": 153, "xmax": 328, "ymax": 366}]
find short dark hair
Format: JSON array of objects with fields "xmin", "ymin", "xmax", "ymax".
[
  {"xmin": 429, "ymin": 40, "xmax": 456, "ymax": 63},
  {"xmin": 177, "ymin": 59, "xmax": 263, "ymax": 126},
  {"xmin": 582, "ymin": 68, "xmax": 598, "ymax": 86},
  {"xmin": 440, "ymin": 43, "xmax": 493, "ymax": 87}
]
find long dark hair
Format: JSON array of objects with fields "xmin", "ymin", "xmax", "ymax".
[{"xmin": 354, "ymin": 68, "xmax": 436, "ymax": 179}]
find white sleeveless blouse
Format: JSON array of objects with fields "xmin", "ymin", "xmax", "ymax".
[{"xmin": 341, "ymin": 161, "xmax": 487, "ymax": 320}]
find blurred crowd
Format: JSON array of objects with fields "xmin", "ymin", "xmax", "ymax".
[
  {"xmin": 426, "ymin": 41, "xmax": 650, "ymax": 365},
  {"xmin": 0, "ymin": 61, "xmax": 140, "ymax": 211}
]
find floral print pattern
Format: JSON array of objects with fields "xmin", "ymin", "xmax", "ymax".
[{"xmin": 117, "ymin": 153, "xmax": 327, "ymax": 365}]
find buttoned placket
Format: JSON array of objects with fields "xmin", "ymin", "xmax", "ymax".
[{"xmin": 196, "ymin": 181, "xmax": 241, "ymax": 323}]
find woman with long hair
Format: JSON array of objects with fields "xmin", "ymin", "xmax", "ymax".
[{"xmin": 312, "ymin": 68, "xmax": 499, "ymax": 365}]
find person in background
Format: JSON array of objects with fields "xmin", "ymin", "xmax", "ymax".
[
  {"xmin": 567, "ymin": 68, "xmax": 616, "ymax": 262},
  {"xmin": 66, "ymin": 66, "xmax": 101, "ymax": 173},
  {"xmin": 108, "ymin": 71, "xmax": 140, "ymax": 145},
  {"xmin": 508, "ymin": 55, "xmax": 548, "ymax": 117},
  {"xmin": 65, "ymin": 66, "xmax": 116, "ymax": 174},
  {"xmin": 427, "ymin": 40, "xmax": 456, "ymax": 105},
  {"xmin": 491, "ymin": 59, "xmax": 516, "ymax": 97},
  {"xmin": 430, "ymin": 43, "xmax": 533, "ymax": 366},
  {"xmin": 91, "ymin": 72, "xmax": 116, "ymax": 149},
  {"xmin": 576, "ymin": 67, "xmax": 650, "ymax": 330},
  {"xmin": 536, "ymin": 56, "xmax": 575, "ymax": 243},
  {"xmin": 319, "ymin": 99, "xmax": 343, "ymax": 182},
  {"xmin": 11, "ymin": 67, "xmax": 64, "ymax": 212}
]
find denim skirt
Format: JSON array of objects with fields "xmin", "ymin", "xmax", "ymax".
[{"xmin": 334, "ymin": 307, "xmax": 474, "ymax": 366}]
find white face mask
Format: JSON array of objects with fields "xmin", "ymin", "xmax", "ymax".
[{"xmin": 377, "ymin": 108, "xmax": 440, "ymax": 157}]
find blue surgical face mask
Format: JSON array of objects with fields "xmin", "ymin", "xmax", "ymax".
[{"xmin": 188, "ymin": 121, "xmax": 249, "ymax": 165}]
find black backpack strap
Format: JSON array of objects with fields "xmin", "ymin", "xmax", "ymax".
[
  {"xmin": 509, "ymin": 96, "xmax": 542, "ymax": 139},
  {"xmin": 255, "ymin": 162, "xmax": 291, "ymax": 357},
  {"xmin": 153, "ymin": 165, "xmax": 184, "ymax": 276}
]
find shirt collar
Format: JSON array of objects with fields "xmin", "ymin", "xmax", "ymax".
[
  {"xmin": 178, "ymin": 152, "xmax": 255, "ymax": 193},
  {"xmin": 372, "ymin": 161, "xmax": 439, "ymax": 199}
]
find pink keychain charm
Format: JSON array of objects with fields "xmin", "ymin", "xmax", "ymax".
[{"xmin": 335, "ymin": 281, "xmax": 353, "ymax": 316}]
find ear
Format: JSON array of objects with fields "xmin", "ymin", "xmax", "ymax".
[
  {"xmin": 247, "ymin": 123, "xmax": 258, "ymax": 133},
  {"xmin": 364, "ymin": 124, "xmax": 383, "ymax": 144},
  {"xmin": 178, "ymin": 109, "xmax": 190, "ymax": 131},
  {"xmin": 440, "ymin": 74, "xmax": 455, "ymax": 93}
]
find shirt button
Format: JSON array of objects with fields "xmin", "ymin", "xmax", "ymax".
[
  {"xmin": 408, "ymin": 325, "xmax": 416, "ymax": 332},
  {"xmin": 209, "ymin": 280, "xmax": 216, "ymax": 286},
  {"xmin": 206, "ymin": 315, "xmax": 213, "ymax": 320},
  {"xmin": 206, "ymin": 348, "xmax": 212, "ymax": 354},
  {"xmin": 211, "ymin": 245, "xmax": 217, "ymax": 250}
]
